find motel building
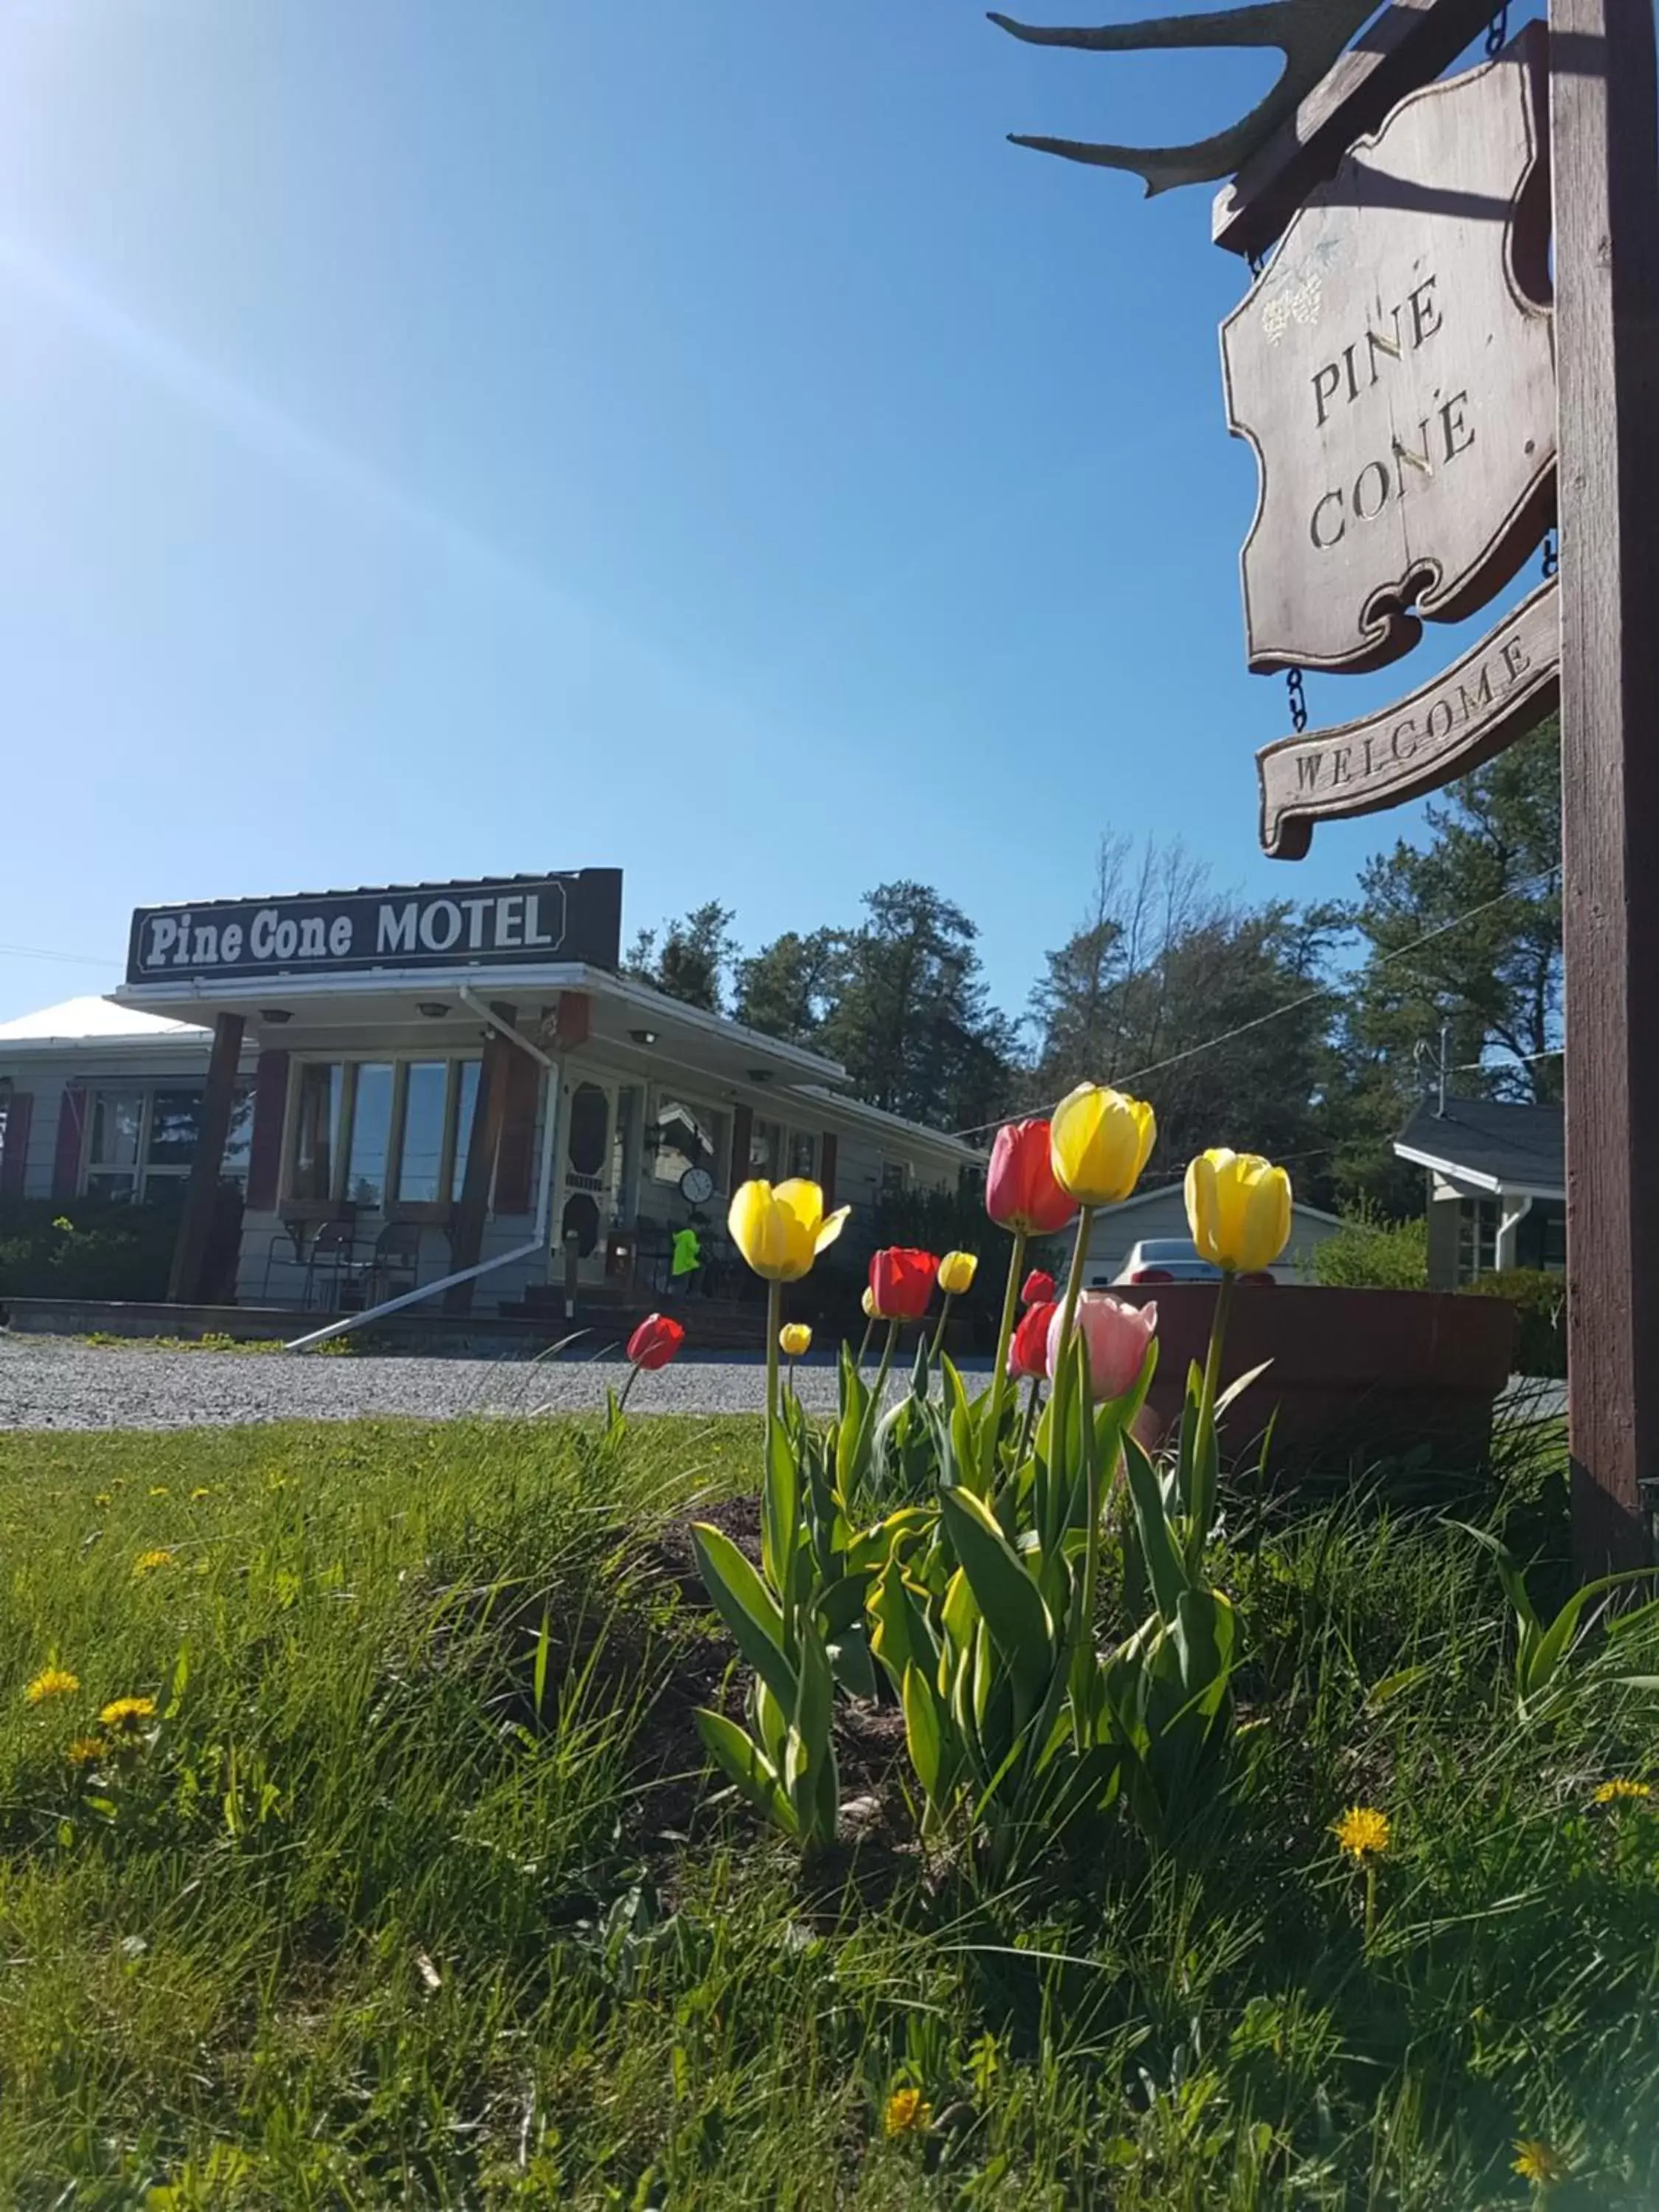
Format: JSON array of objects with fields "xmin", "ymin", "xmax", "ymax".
[{"xmin": 0, "ymin": 870, "xmax": 977, "ymax": 1338}]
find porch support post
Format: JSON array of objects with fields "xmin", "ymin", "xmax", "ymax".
[
  {"xmin": 167, "ymin": 1010, "xmax": 245, "ymax": 1306},
  {"xmin": 445, "ymin": 1001, "xmax": 518, "ymax": 1316}
]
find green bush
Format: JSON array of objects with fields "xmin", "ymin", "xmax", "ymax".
[
  {"xmin": 1469, "ymin": 1266, "xmax": 1567, "ymax": 1378},
  {"xmin": 0, "ymin": 1197, "xmax": 184, "ymax": 1303},
  {"xmin": 1312, "ymin": 1202, "xmax": 1430, "ymax": 1290}
]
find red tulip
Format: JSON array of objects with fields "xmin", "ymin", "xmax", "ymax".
[
  {"xmin": 986, "ymin": 1119, "xmax": 1078, "ymax": 1237},
  {"xmin": 1008, "ymin": 1299, "xmax": 1057, "ymax": 1380},
  {"xmin": 626, "ymin": 1312, "xmax": 686, "ymax": 1371},
  {"xmin": 1020, "ymin": 1269, "xmax": 1057, "ymax": 1307},
  {"xmin": 869, "ymin": 1247, "xmax": 939, "ymax": 1322}
]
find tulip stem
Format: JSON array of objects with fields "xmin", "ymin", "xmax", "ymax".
[
  {"xmin": 1017, "ymin": 1376, "xmax": 1042, "ymax": 1464},
  {"xmin": 980, "ymin": 1228, "xmax": 1028, "ymax": 1494},
  {"xmin": 1055, "ymin": 1206, "xmax": 1095, "ymax": 1359},
  {"xmin": 617, "ymin": 1363, "xmax": 642, "ymax": 1416},
  {"xmin": 1197, "ymin": 1270, "xmax": 1235, "ymax": 1450},
  {"xmin": 929, "ymin": 1293, "xmax": 954, "ymax": 1362},
  {"xmin": 765, "ymin": 1281, "xmax": 782, "ymax": 1449},
  {"xmin": 855, "ymin": 1316, "xmax": 874, "ymax": 1371}
]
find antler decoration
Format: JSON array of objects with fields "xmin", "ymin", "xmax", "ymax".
[{"xmin": 990, "ymin": 0, "xmax": 1379, "ymax": 195}]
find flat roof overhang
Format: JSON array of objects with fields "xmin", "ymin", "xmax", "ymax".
[{"xmin": 111, "ymin": 961, "xmax": 854, "ymax": 1100}]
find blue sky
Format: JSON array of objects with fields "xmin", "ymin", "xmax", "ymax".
[{"xmin": 0, "ymin": 0, "xmax": 1532, "ymax": 1032}]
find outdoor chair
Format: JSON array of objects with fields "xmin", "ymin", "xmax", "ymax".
[
  {"xmin": 366, "ymin": 1220, "xmax": 424, "ymax": 1309},
  {"xmin": 302, "ymin": 1219, "xmax": 370, "ymax": 1312}
]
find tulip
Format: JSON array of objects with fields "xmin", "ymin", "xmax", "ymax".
[
  {"xmin": 626, "ymin": 1312, "xmax": 685, "ymax": 1371},
  {"xmin": 779, "ymin": 1322, "xmax": 813, "ymax": 1360},
  {"xmin": 1048, "ymin": 1292, "xmax": 1157, "ymax": 1403},
  {"xmin": 937, "ymin": 1251, "xmax": 978, "ymax": 1297},
  {"xmin": 1049, "ymin": 1085, "xmax": 1157, "ymax": 1209},
  {"xmin": 1184, "ymin": 1149, "xmax": 1293, "ymax": 1275},
  {"xmin": 1020, "ymin": 1269, "xmax": 1056, "ymax": 1307},
  {"xmin": 869, "ymin": 1248, "xmax": 939, "ymax": 1322},
  {"xmin": 1008, "ymin": 1299, "xmax": 1057, "ymax": 1380},
  {"xmin": 986, "ymin": 1119, "xmax": 1078, "ymax": 1237},
  {"xmin": 860, "ymin": 1287, "xmax": 877, "ymax": 1319},
  {"xmin": 728, "ymin": 1178, "xmax": 850, "ymax": 1284}
]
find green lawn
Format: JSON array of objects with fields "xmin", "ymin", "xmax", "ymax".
[{"xmin": 0, "ymin": 1413, "xmax": 1653, "ymax": 2208}]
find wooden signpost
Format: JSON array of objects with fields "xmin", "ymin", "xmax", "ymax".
[{"xmin": 999, "ymin": 0, "xmax": 1659, "ymax": 1571}]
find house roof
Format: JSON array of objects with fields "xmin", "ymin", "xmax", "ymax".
[
  {"xmin": 1394, "ymin": 1094, "xmax": 1565, "ymax": 1196},
  {"xmin": 788, "ymin": 1084, "xmax": 982, "ymax": 1164},
  {"xmin": 0, "ymin": 995, "xmax": 209, "ymax": 1053},
  {"xmin": 1088, "ymin": 1178, "xmax": 1343, "ymax": 1229}
]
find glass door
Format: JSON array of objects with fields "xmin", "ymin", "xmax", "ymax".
[{"xmin": 556, "ymin": 1079, "xmax": 616, "ymax": 1281}]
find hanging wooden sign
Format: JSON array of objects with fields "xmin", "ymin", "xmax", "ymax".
[
  {"xmin": 1220, "ymin": 27, "xmax": 1554, "ymax": 675},
  {"xmin": 1256, "ymin": 574, "xmax": 1559, "ymax": 857}
]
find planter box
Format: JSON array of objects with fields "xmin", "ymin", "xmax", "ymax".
[{"xmin": 1117, "ymin": 1284, "xmax": 1518, "ymax": 1476}]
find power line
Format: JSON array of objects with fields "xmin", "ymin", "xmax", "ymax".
[
  {"xmin": 0, "ymin": 942, "xmax": 115, "ymax": 968},
  {"xmin": 949, "ymin": 866, "xmax": 1562, "ymax": 1142}
]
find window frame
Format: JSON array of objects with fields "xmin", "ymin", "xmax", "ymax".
[
  {"xmin": 78, "ymin": 1082, "xmax": 252, "ymax": 1206},
  {"xmin": 281, "ymin": 1054, "xmax": 481, "ymax": 1222}
]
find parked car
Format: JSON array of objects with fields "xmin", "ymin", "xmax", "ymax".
[{"xmin": 1102, "ymin": 1237, "xmax": 1276, "ymax": 1288}]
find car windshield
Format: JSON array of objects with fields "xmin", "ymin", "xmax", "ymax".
[{"xmin": 1137, "ymin": 1239, "xmax": 1203, "ymax": 1261}]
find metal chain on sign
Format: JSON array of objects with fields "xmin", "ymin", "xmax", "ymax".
[
  {"xmin": 1542, "ymin": 528, "xmax": 1559, "ymax": 580},
  {"xmin": 1486, "ymin": 1, "xmax": 1509, "ymax": 55},
  {"xmin": 1248, "ymin": 248, "xmax": 1266, "ymax": 277},
  {"xmin": 1287, "ymin": 666, "xmax": 1309, "ymax": 734}
]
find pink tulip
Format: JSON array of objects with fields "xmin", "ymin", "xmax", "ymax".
[{"xmin": 1048, "ymin": 1293, "xmax": 1157, "ymax": 1402}]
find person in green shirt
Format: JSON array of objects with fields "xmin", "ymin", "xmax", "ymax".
[{"xmin": 669, "ymin": 1220, "xmax": 702, "ymax": 1296}]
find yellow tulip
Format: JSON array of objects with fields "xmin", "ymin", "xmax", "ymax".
[
  {"xmin": 1184, "ymin": 1149, "xmax": 1293, "ymax": 1273},
  {"xmin": 937, "ymin": 1250, "xmax": 978, "ymax": 1296},
  {"xmin": 861, "ymin": 1286, "xmax": 877, "ymax": 1319},
  {"xmin": 1049, "ymin": 1085, "xmax": 1157, "ymax": 1208},
  {"xmin": 779, "ymin": 1322, "xmax": 813, "ymax": 1359},
  {"xmin": 728, "ymin": 1178, "xmax": 850, "ymax": 1283}
]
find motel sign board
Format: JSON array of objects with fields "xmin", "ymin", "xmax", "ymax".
[
  {"xmin": 1221, "ymin": 30, "xmax": 1555, "ymax": 678},
  {"xmin": 125, "ymin": 869, "xmax": 624, "ymax": 986}
]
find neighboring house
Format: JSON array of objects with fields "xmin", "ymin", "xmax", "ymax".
[
  {"xmin": 1082, "ymin": 1180, "xmax": 1345, "ymax": 1287},
  {"xmin": 1394, "ymin": 1095, "xmax": 1565, "ymax": 1289}
]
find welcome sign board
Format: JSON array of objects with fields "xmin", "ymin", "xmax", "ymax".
[{"xmin": 125, "ymin": 870, "xmax": 624, "ymax": 987}]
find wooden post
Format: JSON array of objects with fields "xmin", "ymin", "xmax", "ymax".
[
  {"xmin": 167, "ymin": 1011, "xmax": 245, "ymax": 1306},
  {"xmin": 444, "ymin": 1004, "xmax": 518, "ymax": 1317},
  {"xmin": 1553, "ymin": 0, "xmax": 1659, "ymax": 1570}
]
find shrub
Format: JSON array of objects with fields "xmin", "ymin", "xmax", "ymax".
[
  {"xmin": 1312, "ymin": 1203, "xmax": 1429, "ymax": 1290},
  {"xmin": 0, "ymin": 1197, "xmax": 184, "ymax": 1303},
  {"xmin": 1468, "ymin": 1267, "xmax": 1567, "ymax": 1378}
]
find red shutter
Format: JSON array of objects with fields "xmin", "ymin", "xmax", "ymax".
[
  {"xmin": 246, "ymin": 1051, "xmax": 290, "ymax": 1212},
  {"xmin": 494, "ymin": 1048, "xmax": 543, "ymax": 1214},
  {"xmin": 820, "ymin": 1131, "xmax": 838, "ymax": 1207},
  {"xmin": 554, "ymin": 992, "xmax": 591, "ymax": 1049},
  {"xmin": 0, "ymin": 1092, "xmax": 33, "ymax": 1199},
  {"xmin": 51, "ymin": 1087, "xmax": 86, "ymax": 1200}
]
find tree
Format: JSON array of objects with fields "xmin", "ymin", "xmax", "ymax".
[
  {"xmin": 818, "ymin": 883, "xmax": 1018, "ymax": 1135},
  {"xmin": 1030, "ymin": 838, "xmax": 1336, "ymax": 1196},
  {"xmin": 1325, "ymin": 717, "xmax": 1562, "ymax": 1199},
  {"xmin": 624, "ymin": 901, "xmax": 739, "ymax": 1014},
  {"xmin": 731, "ymin": 928, "xmax": 846, "ymax": 1046}
]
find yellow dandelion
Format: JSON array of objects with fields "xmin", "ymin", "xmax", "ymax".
[
  {"xmin": 1512, "ymin": 2139, "xmax": 1568, "ymax": 2185},
  {"xmin": 189, "ymin": 1487, "xmax": 211, "ymax": 1502},
  {"xmin": 147, "ymin": 1486, "xmax": 169, "ymax": 1498},
  {"xmin": 24, "ymin": 1666, "xmax": 80, "ymax": 1705},
  {"xmin": 66, "ymin": 1736, "xmax": 105, "ymax": 1765},
  {"xmin": 131, "ymin": 1548, "xmax": 174, "ymax": 1577},
  {"xmin": 1332, "ymin": 1805, "xmax": 1391, "ymax": 1860},
  {"xmin": 93, "ymin": 1493, "xmax": 112, "ymax": 1509},
  {"xmin": 1593, "ymin": 1778, "xmax": 1652, "ymax": 1804},
  {"xmin": 883, "ymin": 2087, "xmax": 931, "ymax": 2138},
  {"xmin": 98, "ymin": 1696, "xmax": 156, "ymax": 1735}
]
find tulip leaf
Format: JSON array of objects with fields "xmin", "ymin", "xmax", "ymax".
[
  {"xmin": 762, "ymin": 1418, "xmax": 800, "ymax": 1601},
  {"xmin": 690, "ymin": 1523, "xmax": 799, "ymax": 1716},
  {"xmin": 939, "ymin": 1484, "xmax": 1054, "ymax": 1711},
  {"xmin": 693, "ymin": 1709, "xmax": 799, "ymax": 1837},
  {"xmin": 1123, "ymin": 1436, "xmax": 1190, "ymax": 1620},
  {"xmin": 869, "ymin": 1555, "xmax": 939, "ymax": 1693},
  {"xmin": 902, "ymin": 1661, "xmax": 949, "ymax": 1803}
]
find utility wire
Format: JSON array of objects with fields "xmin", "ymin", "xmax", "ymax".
[
  {"xmin": 0, "ymin": 942, "xmax": 114, "ymax": 968},
  {"xmin": 949, "ymin": 866, "xmax": 1562, "ymax": 1143}
]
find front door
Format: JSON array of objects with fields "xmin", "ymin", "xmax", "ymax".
[{"xmin": 556, "ymin": 1079, "xmax": 616, "ymax": 1281}]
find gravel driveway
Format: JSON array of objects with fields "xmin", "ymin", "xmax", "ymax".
[{"xmin": 0, "ymin": 1332, "xmax": 856, "ymax": 1432}]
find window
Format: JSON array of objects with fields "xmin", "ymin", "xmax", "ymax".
[
  {"xmin": 652, "ymin": 1096, "xmax": 729, "ymax": 1189},
  {"xmin": 748, "ymin": 1117, "xmax": 783, "ymax": 1181},
  {"xmin": 290, "ymin": 1057, "xmax": 483, "ymax": 1211},
  {"xmin": 81, "ymin": 1084, "xmax": 253, "ymax": 1205},
  {"xmin": 789, "ymin": 1131, "xmax": 817, "ymax": 1180},
  {"xmin": 880, "ymin": 1159, "xmax": 908, "ymax": 1198},
  {"xmin": 1456, "ymin": 1197, "xmax": 1498, "ymax": 1281}
]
